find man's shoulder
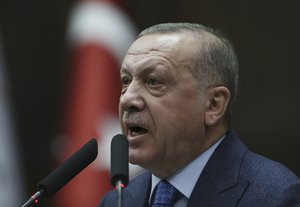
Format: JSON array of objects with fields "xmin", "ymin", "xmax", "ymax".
[
  {"xmin": 200, "ymin": 131, "xmax": 300, "ymax": 206},
  {"xmin": 238, "ymin": 151, "xmax": 300, "ymax": 206},
  {"xmin": 220, "ymin": 130, "xmax": 299, "ymax": 186},
  {"xmin": 242, "ymin": 150, "xmax": 300, "ymax": 188}
]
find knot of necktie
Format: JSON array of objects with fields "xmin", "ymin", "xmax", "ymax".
[{"xmin": 151, "ymin": 180, "xmax": 182, "ymax": 207}]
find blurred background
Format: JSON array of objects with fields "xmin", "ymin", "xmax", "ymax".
[{"xmin": 0, "ymin": 0, "xmax": 299, "ymax": 206}]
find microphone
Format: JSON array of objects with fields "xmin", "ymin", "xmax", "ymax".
[
  {"xmin": 110, "ymin": 134, "xmax": 129, "ymax": 207},
  {"xmin": 110, "ymin": 134, "xmax": 129, "ymax": 187},
  {"xmin": 21, "ymin": 138, "xmax": 98, "ymax": 207}
]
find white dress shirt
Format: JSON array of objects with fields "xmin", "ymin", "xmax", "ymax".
[{"xmin": 150, "ymin": 136, "xmax": 224, "ymax": 207}]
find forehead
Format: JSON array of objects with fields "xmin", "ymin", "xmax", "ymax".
[
  {"xmin": 121, "ymin": 33, "xmax": 196, "ymax": 72},
  {"xmin": 128, "ymin": 34, "xmax": 182, "ymax": 54}
]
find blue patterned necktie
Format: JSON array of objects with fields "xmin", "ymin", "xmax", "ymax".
[{"xmin": 151, "ymin": 180, "xmax": 182, "ymax": 207}]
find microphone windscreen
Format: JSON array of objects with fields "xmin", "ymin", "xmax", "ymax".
[
  {"xmin": 37, "ymin": 138, "xmax": 98, "ymax": 197},
  {"xmin": 110, "ymin": 134, "xmax": 129, "ymax": 187}
]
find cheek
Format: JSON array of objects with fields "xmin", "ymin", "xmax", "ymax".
[
  {"xmin": 118, "ymin": 109, "xmax": 125, "ymax": 132},
  {"xmin": 150, "ymin": 99, "xmax": 186, "ymax": 142},
  {"xmin": 153, "ymin": 95, "xmax": 203, "ymax": 139},
  {"xmin": 156, "ymin": 96, "xmax": 192, "ymax": 122}
]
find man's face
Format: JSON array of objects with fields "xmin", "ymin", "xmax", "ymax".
[{"xmin": 119, "ymin": 33, "xmax": 208, "ymax": 177}]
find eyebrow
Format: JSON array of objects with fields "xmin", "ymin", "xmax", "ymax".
[
  {"xmin": 121, "ymin": 63, "xmax": 169, "ymax": 79},
  {"xmin": 120, "ymin": 67, "xmax": 130, "ymax": 76}
]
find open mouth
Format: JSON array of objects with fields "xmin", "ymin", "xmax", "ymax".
[{"xmin": 128, "ymin": 126, "xmax": 149, "ymax": 136}]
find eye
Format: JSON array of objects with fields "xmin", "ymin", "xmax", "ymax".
[
  {"xmin": 120, "ymin": 76, "xmax": 132, "ymax": 94},
  {"xmin": 121, "ymin": 76, "xmax": 132, "ymax": 86},
  {"xmin": 147, "ymin": 77, "xmax": 162, "ymax": 86}
]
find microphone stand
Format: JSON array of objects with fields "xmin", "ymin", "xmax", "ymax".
[
  {"xmin": 21, "ymin": 190, "xmax": 44, "ymax": 207},
  {"xmin": 116, "ymin": 180, "xmax": 124, "ymax": 207}
]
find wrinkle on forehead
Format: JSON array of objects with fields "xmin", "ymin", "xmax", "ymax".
[
  {"xmin": 123, "ymin": 52, "xmax": 177, "ymax": 72},
  {"xmin": 121, "ymin": 33, "xmax": 196, "ymax": 73},
  {"xmin": 121, "ymin": 53, "xmax": 174, "ymax": 74}
]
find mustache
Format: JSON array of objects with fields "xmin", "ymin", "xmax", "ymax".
[{"xmin": 122, "ymin": 112, "xmax": 148, "ymax": 128}]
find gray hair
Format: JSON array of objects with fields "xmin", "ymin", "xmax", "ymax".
[{"xmin": 138, "ymin": 23, "xmax": 239, "ymax": 122}]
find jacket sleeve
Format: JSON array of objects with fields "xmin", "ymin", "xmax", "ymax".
[{"xmin": 274, "ymin": 182, "xmax": 300, "ymax": 207}]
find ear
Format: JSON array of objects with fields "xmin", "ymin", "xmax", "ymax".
[{"xmin": 204, "ymin": 86, "xmax": 230, "ymax": 126}]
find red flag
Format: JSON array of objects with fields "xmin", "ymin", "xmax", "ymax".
[{"xmin": 53, "ymin": 0, "xmax": 136, "ymax": 206}]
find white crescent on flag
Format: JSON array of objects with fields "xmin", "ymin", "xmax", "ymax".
[{"xmin": 67, "ymin": 1, "xmax": 136, "ymax": 62}]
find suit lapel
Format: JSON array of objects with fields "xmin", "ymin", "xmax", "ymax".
[
  {"xmin": 123, "ymin": 172, "xmax": 151, "ymax": 207},
  {"xmin": 187, "ymin": 131, "xmax": 249, "ymax": 207}
]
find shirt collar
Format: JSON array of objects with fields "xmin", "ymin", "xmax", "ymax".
[{"xmin": 151, "ymin": 136, "xmax": 224, "ymax": 199}]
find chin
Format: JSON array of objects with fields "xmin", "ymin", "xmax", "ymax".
[
  {"xmin": 129, "ymin": 149, "xmax": 149, "ymax": 165},
  {"xmin": 129, "ymin": 152, "xmax": 143, "ymax": 165}
]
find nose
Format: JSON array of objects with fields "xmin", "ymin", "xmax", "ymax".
[{"xmin": 119, "ymin": 81, "xmax": 145, "ymax": 112}]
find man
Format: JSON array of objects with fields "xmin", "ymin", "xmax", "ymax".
[{"xmin": 100, "ymin": 23, "xmax": 300, "ymax": 206}]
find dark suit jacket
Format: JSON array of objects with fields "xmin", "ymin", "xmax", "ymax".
[{"xmin": 100, "ymin": 131, "xmax": 300, "ymax": 206}]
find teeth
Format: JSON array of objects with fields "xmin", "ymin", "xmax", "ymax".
[{"xmin": 129, "ymin": 126, "xmax": 148, "ymax": 136}]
